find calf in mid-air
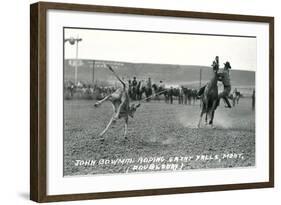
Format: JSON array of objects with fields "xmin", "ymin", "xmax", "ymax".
[{"xmin": 94, "ymin": 65, "xmax": 140, "ymax": 140}]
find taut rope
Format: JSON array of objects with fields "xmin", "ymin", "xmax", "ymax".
[{"xmin": 138, "ymin": 89, "xmax": 167, "ymax": 104}]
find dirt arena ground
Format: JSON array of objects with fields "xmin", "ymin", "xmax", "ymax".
[{"xmin": 63, "ymin": 98, "xmax": 255, "ymax": 176}]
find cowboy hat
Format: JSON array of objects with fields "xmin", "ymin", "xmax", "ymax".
[{"xmin": 224, "ymin": 61, "xmax": 231, "ymax": 69}]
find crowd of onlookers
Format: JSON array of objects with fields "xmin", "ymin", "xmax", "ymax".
[
  {"xmin": 64, "ymin": 81, "xmax": 116, "ymax": 100},
  {"xmin": 63, "ymin": 79, "xmax": 255, "ymax": 110}
]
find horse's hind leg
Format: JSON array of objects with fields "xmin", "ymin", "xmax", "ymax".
[
  {"xmin": 198, "ymin": 104, "xmax": 205, "ymax": 128},
  {"xmin": 205, "ymin": 112, "xmax": 208, "ymax": 125},
  {"xmin": 197, "ymin": 111, "xmax": 204, "ymax": 128},
  {"xmin": 209, "ymin": 110, "xmax": 215, "ymax": 127},
  {"xmin": 205, "ymin": 100, "xmax": 209, "ymax": 125}
]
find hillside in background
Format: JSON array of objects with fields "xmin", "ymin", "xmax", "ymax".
[{"xmin": 64, "ymin": 59, "xmax": 255, "ymax": 91}]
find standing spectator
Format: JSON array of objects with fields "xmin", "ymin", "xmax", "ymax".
[
  {"xmin": 132, "ymin": 77, "xmax": 138, "ymax": 100},
  {"xmin": 217, "ymin": 61, "xmax": 232, "ymax": 108},
  {"xmin": 128, "ymin": 79, "xmax": 132, "ymax": 99},
  {"xmin": 147, "ymin": 77, "xmax": 152, "ymax": 88},
  {"xmin": 132, "ymin": 76, "xmax": 138, "ymax": 87}
]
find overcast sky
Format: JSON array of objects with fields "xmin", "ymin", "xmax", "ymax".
[{"xmin": 64, "ymin": 28, "xmax": 256, "ymax": 71}]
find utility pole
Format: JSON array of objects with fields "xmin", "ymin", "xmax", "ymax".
[
  {"xmin": 74, "ymin": 37, "xmax": 79, "ymax": 85},
  {"xmin": 64, "ymin": 36, "xmax": 82, "ymax": 85}
]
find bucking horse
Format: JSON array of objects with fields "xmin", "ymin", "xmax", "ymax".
[{"xmin": 198, "ymin": 63, "xmax": 219, "ymax": 128}]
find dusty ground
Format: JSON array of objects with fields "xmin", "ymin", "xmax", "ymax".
[{"xmin": 63, "ymin": 98, "xmax": 255, "ymax": 176}]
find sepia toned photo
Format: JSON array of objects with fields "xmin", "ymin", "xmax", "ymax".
[{"xmin": 63, "ymin": 28, "xmax": 256, "ymax": 176}]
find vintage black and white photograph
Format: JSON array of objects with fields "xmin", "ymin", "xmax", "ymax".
[{"xmin": 63, "ymin": 27, "xmax": 256, "ymax": 176}]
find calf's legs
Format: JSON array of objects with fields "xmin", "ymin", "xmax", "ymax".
[
  {"xmin": 123, "ymin": 117, "xmax": 128, "ymax": 139},
  {"xmin": 94, "ymin": 95, "xmax": 111, "ymax": 107},
  {"xmin": 98, "ymin": 114, "xmax": 115, "ymax": 139}
]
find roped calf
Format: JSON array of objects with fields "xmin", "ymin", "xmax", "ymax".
[{"xmin": 94, "ymin": 65, "xmax": 140, "ymax": 140}]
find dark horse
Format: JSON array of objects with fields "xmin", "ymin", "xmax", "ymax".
[
  {"xmin": 152, "ymin": 84, "xmax": 168, "ymax": 102},
  {"xmin": 182, "ymin": 87, "xmax": 192, "ymax": 105},
  {"xmin": 136, "ymin": 80, "xmax": 153, "ymax": 101},
  {"xmin": 166, "ymin": 87, "xmax": 184, "ymax": 104},
  {"xmin": 191, "ymin": 89, "xmax": 198, "ymax": 105},
  {"xmin": 198, "ymin": 63, "xmax": 219, "ymax": 128}
]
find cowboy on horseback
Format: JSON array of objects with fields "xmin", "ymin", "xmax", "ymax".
[
  {"xmin": 198, "ymin": 59, "xmax": 219, "ymax": 128},
  {"xmin": 159, "ymin": 80, "xmax": 164, "ymax": 90},
  {"xmin": 214, "ymin": 56, "xmax": 219, "ymax": 70},
  {"xmin": 217, "ymin": 61, "xmax": 232, "ymax": 108}
]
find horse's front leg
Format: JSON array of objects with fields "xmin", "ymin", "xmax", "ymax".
[
  {"xmin": 198, "ymin": 111, "xmax": 204, "ymax": 128},
  {"xmin": 209, "ymin": 101, "xmax": 217, "ymax": 127}
]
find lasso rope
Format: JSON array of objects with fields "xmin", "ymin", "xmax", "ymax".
[{"xmin": 138, "ymin": 89, "xmax": 167, "ymax": 104}]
